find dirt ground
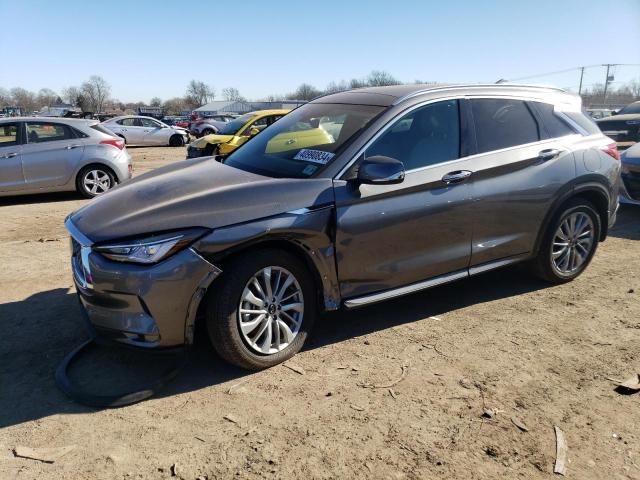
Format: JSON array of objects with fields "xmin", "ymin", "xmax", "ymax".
[{"xmin": 1, "ymin": 146, "xmax": 639, "ymax": 480}]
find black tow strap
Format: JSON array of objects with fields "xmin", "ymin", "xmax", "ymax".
[{"xmin": 55, "ymin": 338, "xmax": 189, "ymax": 408}]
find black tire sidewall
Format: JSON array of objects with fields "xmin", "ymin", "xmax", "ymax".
[
  {"xmin": 169, "ymin": 134, "xmax": 183, "ymax": 147},
  {"xmin": 206, "ymin": 249, "xmax": 317, "ymax": 370},
  {"xmin": 77, "ymin": 166, "xmax": 116, "ymax": 199},
  {"xmin": 541, "ymin": 201, "xmax": 601, "ymax": 282}
]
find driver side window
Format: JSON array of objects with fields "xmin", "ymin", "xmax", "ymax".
[{"xmin": 365, "ymin": 100, "xmax": 460, "ymax": 171}]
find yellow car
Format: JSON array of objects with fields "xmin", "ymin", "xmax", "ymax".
[
  {"xmin": 186, "ymin": 110, "xmax": 289, "ymax": 159},
  {"xmin": 186, "ymin": 109, "xmax": 336, "ymax": 160}
]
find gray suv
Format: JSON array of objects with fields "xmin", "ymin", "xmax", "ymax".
[{"xmin": 65, "ymin": 84, "xmax": 621, "ymax": 370}]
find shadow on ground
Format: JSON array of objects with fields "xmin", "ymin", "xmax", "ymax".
[{"xmin": 1, "ymin": 206, "xmax": 637, "ymax": 429}]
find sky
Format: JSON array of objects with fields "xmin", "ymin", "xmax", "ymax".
[{"xmin": 1, "ymin": 0, "xmax": 639, "ymax": 103}]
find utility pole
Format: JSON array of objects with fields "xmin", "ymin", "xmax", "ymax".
[
  {"xmin": 602, "ymin": 64, "xmax": 616, "ymax": 105},
  {"xmin": 578, "ymin": 66, "xmax": 585, "ymax": 95}
]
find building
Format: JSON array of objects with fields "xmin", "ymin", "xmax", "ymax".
[
  {"xmin": 137, "ymin": 106, "xmax": 164, "ymax": 118},
  {"xmin": 193, "ymin": 100, "xmax": 306, "ymax": 117}
]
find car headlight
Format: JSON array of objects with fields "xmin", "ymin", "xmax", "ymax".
[{"xmin": 94, "ymin": 228, "xmax": 209, "ymax": 264}]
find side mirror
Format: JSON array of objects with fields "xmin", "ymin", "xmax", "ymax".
[{"xmin": 355, "ymin": 156, "xmax": 405, "ymax": 185}]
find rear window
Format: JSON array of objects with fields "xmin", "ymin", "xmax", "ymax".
[
  {"xmin": 471, "ymin": 98, "xmax": 540, "ymax": 153},
  {"xmin": 562, "ymin": 111, "xmax": 601, "ymax": 136},
  {"xmin": 91, "ymin": 124, "xmax": 118, "ymax": 137},
  {"xmin": 531, "ymin": 102, "xmax": 577, "ymax": 138},
  {"xmin": 619, "ymin": 102, "xmax": 640, "ymax": 115}
]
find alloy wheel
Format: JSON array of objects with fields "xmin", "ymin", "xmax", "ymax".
[
  {"xmin": 83, "ymin": 169, "xmax": 112, "ymax": 196},
  {"xmin": 237, "ymin": 266, "xmax": 304, "ymax": 355},
  {"xmin": 551, "ymin": 211, "xmax": 595, "ymax": 274}
]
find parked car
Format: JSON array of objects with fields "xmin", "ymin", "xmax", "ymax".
[
  {"xmin": 65, "ymin": 84, "xmax": 620, "ymax": 370},
  {"xmin": 189, "ymin": 114, "xmax": 236, "ymax": 137},
  {"xmin": 586, "ymin": 108, "xmax": 613, "ymax": 120},
  {"xmin": 186, "ymin": 110, "xmax": 290, "ymax": 159},
  {"xmin": 596, "ymin": 101, "xmax": 640, "ymax": 149},
  {"xmin": 621, "ymin": 142, "xmax": 640, "ymax": 205},
  {"xmin": 102, "ymin": 116, "xmax": 189, "ymax": 146},
  {"xmin": 0, "ymin": 117, "xmax": 132, "ymax": 198}
]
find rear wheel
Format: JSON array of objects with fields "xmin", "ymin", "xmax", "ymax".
[
  {"xmin": 201, "ymin": 128, "xmax": 215, "ymax": 136},
  {"xmin": 169, "ymin": 134, "xmax": 184, "ymax": 147},
  {"xmin": 205, "ymin": 249, "xmax": 317, "ymax": 370},
  {"xmin": 531, "ymin": 199, "xmax": 600, "ymax": 283},
  {"xmin": 76, "ymin": 166, "xmax": 116, "ymax": 198}
]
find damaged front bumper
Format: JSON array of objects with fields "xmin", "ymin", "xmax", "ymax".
[{"xmin": 67, "ymin": 219, "xmax": 221, "ymax": 348}]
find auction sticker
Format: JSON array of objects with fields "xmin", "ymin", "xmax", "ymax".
[{"xmin": 293, "ymin": 149, "xmax": 335, "ymax": 165}]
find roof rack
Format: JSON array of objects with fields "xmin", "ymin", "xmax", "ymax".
[{"xmin": 392, "ymin": 83, "xmax": 568, "ymax": 105}]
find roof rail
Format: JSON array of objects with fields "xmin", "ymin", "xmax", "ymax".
[{"xmin": 392, "ymin": 83, "xmax": 568, "ymax": 105}]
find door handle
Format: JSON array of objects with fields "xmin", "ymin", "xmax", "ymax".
[
  {"xmin": 442, "ymin": 170, "xmax": 472, "ymax": 184},
  {"xmin": 2, "ymin": 152, "xmax": 17, "ymax": 158},
  {"xmin": 66, "ymin": 144, "xmax": 82, "ymax": 150},
  {"xmin": 538, "ymin": 148, "xmax": 561, "ymax": 161}
]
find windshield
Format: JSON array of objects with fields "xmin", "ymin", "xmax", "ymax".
[
  {"xmin": 619, "ymin": 102, "xmax": 640, "ymax": 115},
  {"xmin": 218, "ymin": 113, "xmax": 255, "ymax": 135},
  {"xmin": 224, "ymin": 103, "xmax": 385, "ymax": 178}
]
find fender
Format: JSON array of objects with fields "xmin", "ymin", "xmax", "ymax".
[
  {"xmin": 532, "ymin": 175, "xmax": 612, "ymax": 255},
  {"xmin": 192, "ymin": 205, "xmax": 341, "ymax": 311}
]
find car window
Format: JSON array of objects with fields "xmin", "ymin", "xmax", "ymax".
[
  {"xmin": 219, "ymin": 113, "xmax": 255, "ymax": 135},
  {"xmin": 140, "ymin": 118, "xmax": 161, "ymax": 128},
  {"xmin": 118, "ymin": 118, "xmax": 137, "ymax": 127},
  {"xmin": 471, "ymin": 99, "xmax": 540, "ymax": 153},
  {"xmin": 224, "ymin": 103, "xmax": 384, "ymax": 178},
  {"xmin": 0, "ymin": 123, "xmax": 19, "ymax": 147},
  {"xmin": 619, "ymin": 102, "xmax": 640, "ymax": 115},
  {"xmin": 531, "ymin": 102, "xmax": 576, "ymax": 138},
  {"xmin": 25, "ymin": 122, "xmax": 73, "ymax": 143},
  {"xmin": 365, "ymin": 100, "xmax": 460, "ymax": 171},
  {"xmin": 563, "ymin": 111, "xmax": 602, "ymax": 136}
]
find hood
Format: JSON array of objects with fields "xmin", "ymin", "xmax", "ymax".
[
  {"xmin": 172, "ymin": 126, "xmax": 188, "ymax": 133},
  {"xmin": 191, "ymin": 134, "xmax": 234, "ymax": 149},
  {"xmin": 596, "ymin": 114, "xmax": 640, "ymax": 124},
  {"xmin": 69, "ymin": 158, "xmax": 335, "ymax": 243}
]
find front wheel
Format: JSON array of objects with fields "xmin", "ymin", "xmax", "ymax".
[
  {"xmin": 205, "ymin": 249, "xmax": 317, "ymax": 370},
  {"xmin": 531, "ymin": 199, "xmax": 601, "ymax": 283},
  {"xmin": 169, "ymin": 134, "xmax": 184, "ymax": 147}
]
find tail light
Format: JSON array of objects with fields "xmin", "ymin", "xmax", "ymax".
[
  {"xmin": 600, "ymin": 142, "xmax": 620, "ymax": 161},
  {"xmin": 100, "ymin": 139, "xmax": 125, "ymax": 150}
]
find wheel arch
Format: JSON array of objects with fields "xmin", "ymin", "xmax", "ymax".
[{"xmin": 533, "ymin": 182, "xmax": 611, "ymax": 255}]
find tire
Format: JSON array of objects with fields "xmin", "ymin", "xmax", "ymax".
[
  {"xmin": 76, "ymin": 166, "xmax": 116, "ymax": 199},
  {"xmin": 205, "ymin": 249, "xmax": 317, "ymax": 370},
  {"xmin": 201, "ymin": 128, "xmax": 215, "ymax": 136},
  {"xmin": 203, "ymin": 143, "xmax": 218, "ymax": 157},
  {"xmin": 531, "ymin": 198, "xmax": 601, "ymax": 283},
  {"xmin": 169, "ymin": 134, "xmax": 184, "ymax": 147}
]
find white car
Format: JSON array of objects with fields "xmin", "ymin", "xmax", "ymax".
[{"xmin": 102, "ymin": 116, "xmax": 189, "ymax": 147}]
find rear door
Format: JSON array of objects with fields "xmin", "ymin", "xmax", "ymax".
[
  {"xmin": 118, "ymin": 118, "xmax": 145, "ymax": 144},
  {"xmin": 467, "ymin": 97, "xmax": 577, "ymax": 267},
  {"xmin": 21, "ymin": 121, "xmax": 85, "ymax": 189},
  {"xmin": 0, "ymin": 122, "xmax": 25, "ymax": 192}
]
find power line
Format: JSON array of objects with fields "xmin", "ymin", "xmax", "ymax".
[{"xmin": 508, "ymin": 64, "xmax": 640, "ymax": 82}]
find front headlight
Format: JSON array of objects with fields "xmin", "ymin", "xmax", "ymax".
[{"xmin": 94, "ymin": 228, "xmax": 208, "ymax": 264}]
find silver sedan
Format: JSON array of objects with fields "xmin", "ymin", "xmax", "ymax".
[
  {"xmin": 0, "ymin": 117, "xmax": 132, "ymax": 198},
  {"xmin": 102, "ymin": 116, "xmax": 189, "ymax": 146}
]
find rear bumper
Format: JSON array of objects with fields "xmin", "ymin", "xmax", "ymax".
[{"xmin": 67, "ymin": 220, "xmax": 221, "ymax": 348}]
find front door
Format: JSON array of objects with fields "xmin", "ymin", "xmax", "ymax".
[
  {"xmin": 0, "ymin": 122, "xmax": 24, "ymax": 192},
  {"xmin": 21, "ymin": 121, "xmax": 85, "ymax": 189},
  {"xmin": 141, "ymin": 117, "xmax": 168, "ymax": 145},
  {"xmin": 334, "ymin": 99, "xmax": 475, "ymax": 300}
]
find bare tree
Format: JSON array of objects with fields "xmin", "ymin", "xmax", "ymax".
[
  {"xmin": 81, "ymin": 75, "xmax": 111, "ymax": 113},
  {"xmin": 0, "ymin": 87, "xmax": 10, "ymax": 107},
  {"xmin": 186, "ymin": 80, "xmax": 215, "ymax": 108},
  {"xmin": 348, "ymin": 78, "xmax": 367, "ymax": 89},
  {"xmin": 367, "ymin": 70, "xmax": 401, "ymax": 87},
  {"xmin": 629, "ymin": 78, "xmax": 640, "ymax": 98},
  {"xmin": 37, "ymin": 88, "xmax": 58, "ymax": 108},
  {"xmin": 10, "ymin": 87, "xmax": 37, "ymax": 113},
  {"xmin": 163, "ymin": 97, "xmax": 189, "ymax": 115},
  {"xmin": 150, "ymin": 97, "xmax": 162, "ymax": 107},
  {"xmin": 325, "ymin": 80, "xmax": 348, "ymax": 93},
  {"xmin": 222, "ymin": 87, "xmax": 245, "ymax": 102},
  {"xmin": 289, "ymin": 83, "xmax": 321, "ymax": 101}
]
